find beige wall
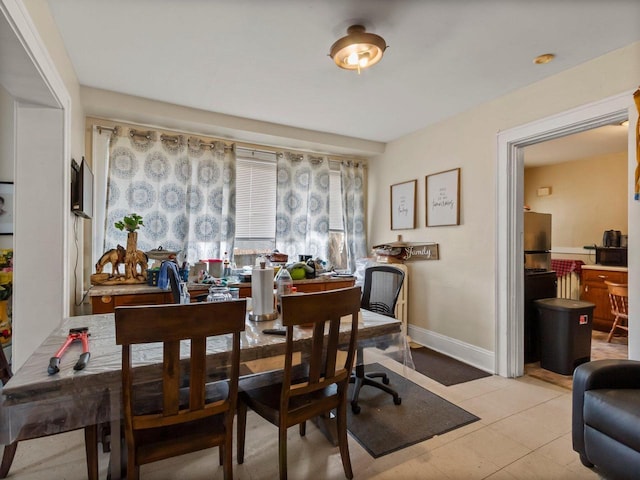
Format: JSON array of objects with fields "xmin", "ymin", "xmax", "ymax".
[
  {"xmin": 524, "ymin": 153, "xmax": 627, "ymax": 249},
  {"xmin": 368, "ymin": 42, "xmax": 640, "ymax": 357},
  {"xmin": 23, "ymin": 0, "xmax": 88, "ymax": 315}
]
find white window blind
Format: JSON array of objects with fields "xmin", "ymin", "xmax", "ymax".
[
  {"xmin": 235, "ymin": 152, "xmax": 277, "ymax": 238},
  {"xmin": 329, "ymin": 169, "xmax": 343, "ymax": 231}
]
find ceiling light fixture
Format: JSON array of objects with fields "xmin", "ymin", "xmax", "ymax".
[
  {"xmin": 620, "ymin": 119, "xmax": 629, "ymax": 127},
  {"xmin": 329, "ymin": 25, "xmax": 387, "ymax": 74},
  {"xmin": 533, "ymin": 53, "xmax": 555, "ymax": 65}
]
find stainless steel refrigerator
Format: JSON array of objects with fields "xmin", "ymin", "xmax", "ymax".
[
  {"xmin": 524, "ymin": 211, "xmax": 552, "ymax": 271},
  {"xmin": 523, "ymin": 211, "xmax": 556, "ymax": 363}
]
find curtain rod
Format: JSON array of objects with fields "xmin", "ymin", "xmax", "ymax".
[
  {"xmin": 94, "ymin": 123, "xmax": 366, "ymax": 164},
  {"xmin": 96, "ymin": 125, "xmax": 116, "ymax": 134}
]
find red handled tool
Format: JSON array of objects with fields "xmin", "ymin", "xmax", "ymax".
[{"xmin": 48, "ymin": 327, "xmax": 90, "ymax": 374}]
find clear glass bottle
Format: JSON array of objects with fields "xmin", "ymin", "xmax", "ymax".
[
  {"xmin": 276, "ymin": 268, "xmax": 293, "ymax": 313},
  {"xmin": 180, "ymin": 282, "xmax": 190, "ymax": 304},
  {"xmin": 207, "ymin": 286, "xmax": 232, "ymax": 302},
  {"xmin": 223, "ymin": 251, "xmax": 231, "ymax": 277}
]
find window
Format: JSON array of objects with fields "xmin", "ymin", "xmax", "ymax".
[
  {"xmin": 234, "ymin": 152, "xmax": 347, "ymax": 270},
  {"xmin": 234, "ymin": 149, "xmax": 277, "ymax": 266},
  {"xmin": 329, "ymin": 169, "xmax": 343, "ymax": 231},
  {"xmin": 329, "ymin": 167, "xmax": 347, "ymax": 270}
]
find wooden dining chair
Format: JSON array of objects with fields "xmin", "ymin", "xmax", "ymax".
[
  {"xmin": 236, "ymin": 286, "xmax": 361, "ymax": 480},
  {"xmin": 605, "ymin": 281, "xmax": 628, "ymax": 342},
  {"xmin": 115, "ymin": 300, "xmax": 246, "ymax": 480},
  {"xmin": 0, "ymin": 346, "xmax": 100, "ymax": 480}
]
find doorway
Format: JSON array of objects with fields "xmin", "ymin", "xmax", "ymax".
[
  {"xmin": 0, "ymin": 2, "xmax": 71, "ymax": 370},
  {"xmin": 520, "ymin": 126, "xmax": 629, "ymax": 387},
  {"xmin": 496, "ymin": 90, "xmax": 636, "ymax": 378}
]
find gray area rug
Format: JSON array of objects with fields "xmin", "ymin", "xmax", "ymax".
[
  {"xmin": 347, "ymin": 363, "xmax": 480, "ymax": 458},
  {"xmin": 403, "ymin": 347, "xmax": 491, "ymax": 386}
]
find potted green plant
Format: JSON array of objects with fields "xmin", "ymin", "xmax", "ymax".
[{"xmin": 114, "ymin": 213, "xmax": 144, "ymax": 233}]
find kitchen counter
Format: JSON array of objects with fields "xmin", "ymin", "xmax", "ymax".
[
  {"xmin": 580, "ymin": 265, "xmax": 628, "ymax": 332},
  {"xmin": 581, "ymin": 264, "xmax": 628, "ymax": 273}
]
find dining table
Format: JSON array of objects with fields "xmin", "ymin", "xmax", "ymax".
[{"xmin": 0, "ymin": 306, "xmax": 404, "ymax": 479}]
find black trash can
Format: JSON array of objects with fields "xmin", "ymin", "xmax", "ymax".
[{"xmin": 534, "ymin": 298, "xmax": 595, "ymax": 375}]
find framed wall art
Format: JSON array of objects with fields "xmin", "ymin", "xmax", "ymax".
[
  {"xmin": 0, "ymin": 182, "xmax": 14, "ymax": 235},
  {"xmin": 426, "ymin": 168, "xmax": 460, "ymax": 227},
  {"xmin": 390, "ymin": 179, "xmax": 417, "ymax": 230}
]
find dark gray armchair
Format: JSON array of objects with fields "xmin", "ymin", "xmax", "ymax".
[{"xmin": 572, "ymin": 359, "xmax": 640, "ymax": 480}]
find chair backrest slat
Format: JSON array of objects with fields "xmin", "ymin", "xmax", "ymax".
[
  {"xmin": 189, "ymin": 337, "xmax": 207, "ymax": 410},
  {"xmin": 163, "ymin": 340, "xmax": 181, "ymax": 415},
  {"xmin": 605, "ymin": 281, "xmax": 629, "ymax": 316}
]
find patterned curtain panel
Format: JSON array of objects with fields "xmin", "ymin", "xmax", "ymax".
[
  {"xmin": 275, "ymin": 152, "xmax": 330, "ymax": 262},
  {"xmin": 104, "ymin": 128, "xmax": 236, "ymax": 263},
  {"xmin": 341, "ymin": 161, "xmax": 367, "ymax": 272}
]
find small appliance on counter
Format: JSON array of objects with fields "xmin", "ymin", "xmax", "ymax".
[
  {"xmin": 595, "ymin": 246, "xmax": 628, "ymax": 267},
  {"xmin": 595, "ymin": 229, "xmax": 628, "ymax": 267},
  {"xmin": 602, "ymin": 230, "xmax": 622, "ymax": 247}
]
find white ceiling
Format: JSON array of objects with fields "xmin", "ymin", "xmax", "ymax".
[
  {"xmin": 47, "ymin": 0, "xmax": 639, "ymax": 146},
  {"xmin": 524, "ymin": 124, "xmax": 629, "ymax": 167}
]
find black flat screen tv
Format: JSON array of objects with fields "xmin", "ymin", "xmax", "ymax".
[{"xmin": 71, "ymin": 158, "xmax": 93, "ymax": 219}]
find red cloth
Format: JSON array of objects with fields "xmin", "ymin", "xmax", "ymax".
[{"xmin": 550, "ymin": 259, "xmax": 584, "ymax": 278}]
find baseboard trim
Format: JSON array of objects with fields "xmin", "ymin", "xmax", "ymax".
[{"xmin": 407, "ymin": 324, "xmax": 495, "ymax": 374}]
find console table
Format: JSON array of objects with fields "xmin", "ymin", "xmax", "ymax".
[{"xmin": 89, "ymin": 276, "xmax": 356, "ymax": 314}]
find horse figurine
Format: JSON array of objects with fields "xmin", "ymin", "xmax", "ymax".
[
  {"xmin": 134, "ymin": 250, "xmax": 148, "ymax": 277},
  {"xmin": 95, "ymin": 245, "xmax": 126, "ymax": 275}
]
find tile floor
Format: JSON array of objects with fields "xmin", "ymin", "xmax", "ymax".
[
  {"xmin": 525, "ymin": 330, "xmax": 628, "ymax": 390},
  {"xmin": 4, "ymin": 350, "xmax": 607, "ymax": 480}
]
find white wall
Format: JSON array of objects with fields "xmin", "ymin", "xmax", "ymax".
[
  {"xmin": 13, "ymin": 106, "xmax": 65, "ymax": 368},
  {"xmin": 22, "ymin": 0, "xmax": 87, "ymax": 316},
  {"xmin": 368, "ymin": 42, "xmax": 640, "ymax": 369}
]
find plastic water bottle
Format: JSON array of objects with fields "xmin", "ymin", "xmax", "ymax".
[
  {"xmin": 180, "ymin": 282, "xmax": 190, "ymax": 304},
  {"xmin": 276, "ymin": 268, "xmax": 293, "ymax": 313}
]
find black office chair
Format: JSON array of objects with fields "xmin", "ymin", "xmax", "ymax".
[
  {"xmin": 166, "ymin": 261, "xmax": 207, "ymax": 303},
  {"xmin": 350, "ymin": 265, "xmax": 405, "ymax": 414}
]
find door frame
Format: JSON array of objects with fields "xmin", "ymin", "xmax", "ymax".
[
  {"xmin": 1, "ymin": 0, "xmax": 72, "ymax": 369},
  {"xmin": 496, "ymin": 90, "xmax": 635, "ymax": 377}
]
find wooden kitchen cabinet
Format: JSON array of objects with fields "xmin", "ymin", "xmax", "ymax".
[
  {"xmin": 90, "ymin": 277, "xmax": 355, "ymax": 314},
  {"xmin": 91, "ymin": 288, "xmax": 172, "ymax": 314},
  {"xmin": 580, "ymin": 267, "xmax": 628, "ymax": 332}
]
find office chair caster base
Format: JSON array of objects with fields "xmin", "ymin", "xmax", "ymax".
[
  {"xmin": 393, "ymin": 396, "xmax": 402, "ymax": 405},
  {"xmin": 351, "ymin": 402, "xmax": 361, "ymax": 415}
]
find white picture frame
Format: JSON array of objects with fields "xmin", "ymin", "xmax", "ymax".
[
  {"xmin": 426, "ymin": 168, "xmax": 460, "ymax": 227},
  {"xmin": 390, "ymin": 179, "xmax": 417, "ymax": 230}
]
